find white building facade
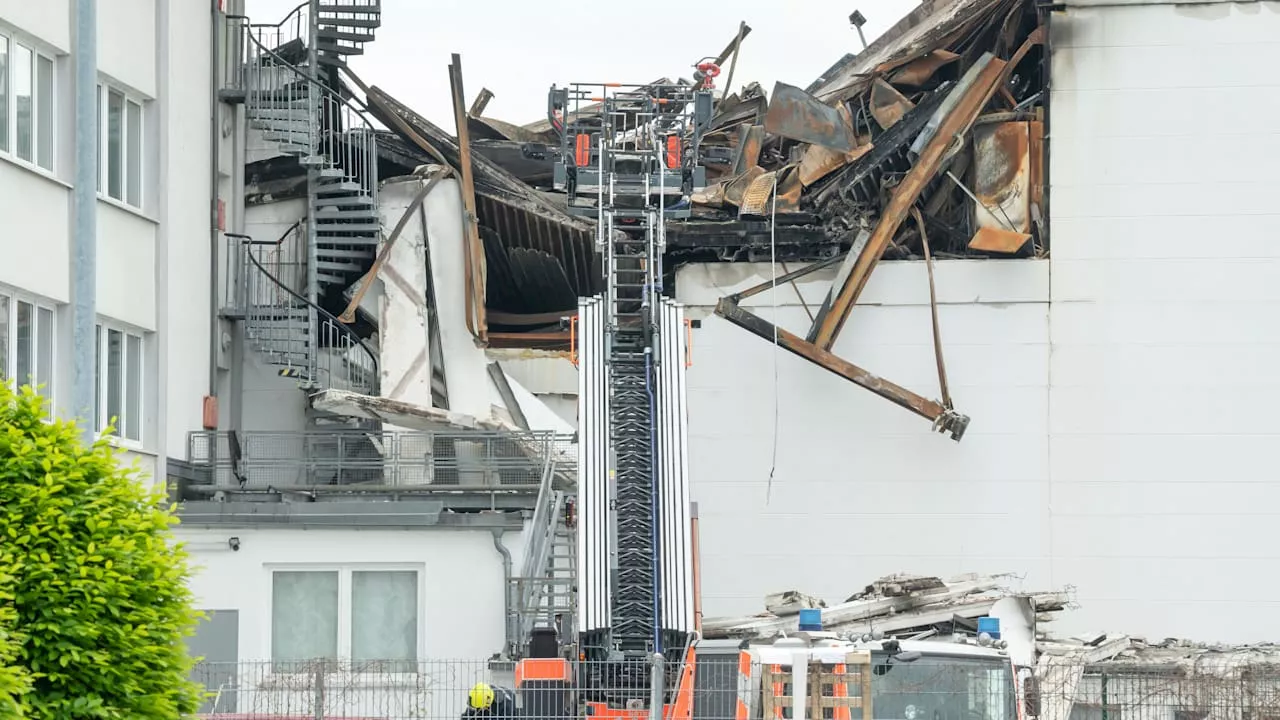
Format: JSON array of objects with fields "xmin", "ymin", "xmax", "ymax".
[
  {"xmin": 0, "ymin": 0, "xmax": 222, "ymax": 480},
  {"xmin": 679, "ymin": 0, "xmax": 1280, "ymax": 644}
]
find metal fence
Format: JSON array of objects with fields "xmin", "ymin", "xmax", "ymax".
[
  {"xmin": 1034, "ymin": 662, "xmax": 1280, "ymax": 720},
  {"xmin": 188, "ymin": 657, "xmax": 1280, "ymax": 720},
  {"xmin": 191, "ymin": 657, "xmax": 726, "ymax": 720},
  {"xmin": 184, "ymin": 430, "xmax": 576, "ymax": 492}
]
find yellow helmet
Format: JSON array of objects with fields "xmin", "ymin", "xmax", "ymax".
[{"xmin": 469, "ymin": 682, "xmax": 495, "ymax": 710}]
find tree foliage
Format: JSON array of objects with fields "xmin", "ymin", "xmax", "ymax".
[{"xmin": 0, "ymin": 383, "xmax": 203, "ymax": 719}]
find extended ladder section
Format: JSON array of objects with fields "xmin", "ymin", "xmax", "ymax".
[{"xmin": 523, "ymin": 82, "xmax": 712, "ymax": 716}]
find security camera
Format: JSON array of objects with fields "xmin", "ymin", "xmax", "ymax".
[{"xmin": 228, "ymin": 536, "xmax": 241, "ymax": 552}]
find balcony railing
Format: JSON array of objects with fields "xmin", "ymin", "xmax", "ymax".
[{"xmin": 183, "ymin": 430, "xmax": 576, "ymax": 495}]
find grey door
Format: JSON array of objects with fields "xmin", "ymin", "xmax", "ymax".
[{"xmin": 188, "ymin": 609, "xmax": 240, "ymax": 714}]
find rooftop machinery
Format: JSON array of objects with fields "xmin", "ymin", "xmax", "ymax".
[{"xmin": 513, "ymin": 80, "xmax": 715, "ymax": 720}]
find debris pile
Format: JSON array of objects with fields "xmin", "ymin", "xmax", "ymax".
[
  {"xmin": 702, "ymin": 572, "xmax": 1069, "ymax": 640},
  {"xmin": 687, "ymin": 0, "xmax": 1048, "ymax": 261}
]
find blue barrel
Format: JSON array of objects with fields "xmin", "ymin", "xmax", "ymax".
[{"xmin": 798, "ymin": 608, "xmax": 823, "ymax": 631}]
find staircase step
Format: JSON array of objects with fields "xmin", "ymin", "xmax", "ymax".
[
  {"xmin": 317, "ymin": 17, "xmax": 381, "ymax": 28},
  {"xmin": 315, "ymin": 43, "xmax": 365, "ymax": 57},
  {"xmin": 318, "ymin": 4, "xmax": 383, "ymax": 14},
  {"xmin": 315, "ymin": 195, "xmax": 375, "ymax": 208},
  {"xmin": 251, "ymin": 98, "xmax": 311, "ymax": 110},
  {"xmin": 315, "ymin": 181, "xmax": 363, "ymax": 195},
  {"xmin": 316, "ymin": 260, "xmax": 364, "ymax": 273},
  {"xmin": 316, "ymin": 167, "xmax": 347, "ymax": 179},
  {"xmin": 314, "ymin": 207, "xmax": 379, "ymax": 221},
  {"xmin": 317, "ymin": 28, "xmax": 376, "ymax": 43},
  {"xmin": 315, "ymin": 223, "xmax": 383, "ymax": 235},
  {"xmin": 317, "ymin": 271, "xmax": 348, "ymax": 285},
  {"xmin": 317, "ymin": 247, "xmax": 376, "ymax": 260}
]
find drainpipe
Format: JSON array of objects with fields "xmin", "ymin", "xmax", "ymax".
[
  {"xmin": 71, "ymin": 0, "xmax": 98, "ymax": 443},
  {"xmin": 208, "ymin": 0, "xmax": 223, "ymax": 403},
  {"xmin": 491, "ymin": 529, "xmax": 514, "ymax": 657}
]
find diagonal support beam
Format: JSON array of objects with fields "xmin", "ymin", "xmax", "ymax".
[
  {"xmin": 810, "ymin": 54, "xmax": 1007, "ymax": 351},
  {"xmin": 714, "ymin": 294, "xmax": 969, "ymax": 441}
]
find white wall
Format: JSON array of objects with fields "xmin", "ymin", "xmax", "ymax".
[
  {"xmin": 179, "ymin": 526, "xmax": 525, "ymax": 661},
  {"xmin": 0, "ymin": 1, "xmax": 217, "ymax": 471},
  {"xmin": 677, "ymin": 0, "xmax": 1280, "ymax": 644},
  {"xmin": 677, "ymin": 260, "xmax": 1052, "ymax": 617},
  {"xmin": 0, "ymin": 162, "xmax": 70, "ymax": 302},
  {"xmin": 1045, "ymin": 0, "xmax": 1280, "ymax": 639},
  {"xmin": 156, "ymin": 0, "xmax": 216, "ymax": 469}
]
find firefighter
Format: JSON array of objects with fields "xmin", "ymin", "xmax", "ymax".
[{"xmin": 464, "ymin": 681, "xmax": 518, "ymax": 720}]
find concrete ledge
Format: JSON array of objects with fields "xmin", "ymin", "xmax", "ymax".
[{"xmin": 176, "ymin": 501, "xmax": 525, "ymax": 530}]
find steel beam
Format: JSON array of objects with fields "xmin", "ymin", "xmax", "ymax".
[{"xmin": 714, "ymin": 298, "xmax": 969, "ymax": 440}]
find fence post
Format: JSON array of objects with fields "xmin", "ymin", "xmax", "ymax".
[
  {"xmin": 649, "ymin": 653, "xmax": 666, "ymax": 720},
  {"xmin": 313, "ymin": 663, "xmax": 325, "ymax": 720},
  {"xmin": 1099, "ymin": 671, "xmax": 1108, "ymax": 720}
]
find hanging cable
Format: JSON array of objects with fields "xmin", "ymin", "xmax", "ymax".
[{"xmin": 766, "ymin": 173, "xmax": 781, "ymax": 503}]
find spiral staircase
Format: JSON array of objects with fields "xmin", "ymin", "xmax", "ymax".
[{"xmin": 225, "ymin": 0, "xmax": 383, "ymax": 394}]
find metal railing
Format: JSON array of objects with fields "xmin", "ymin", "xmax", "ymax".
[
  {"xmin": 189, "ymin": 657, "xmax": 1280, "ymax": 720},
  {"xmin": 185, "ymin": 430, "xmax": 575, "ymax": 491},
  {"xmin": 511, "ymin": 465, "xmax": 574, "ymax": 655},
  {"xmin": 191, "ymin": 656, "xmax": 694, "ymax": 720},
  {"xmin": 229, "ymin": 232, "xmax": 378, "ymax": 395},
  {"xmin": 225, "ymin": 11, "xmax": 380, "ymax": 208}
]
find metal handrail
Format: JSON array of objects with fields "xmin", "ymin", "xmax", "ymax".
[
  {"xmin": 226, "ymin": 12, "xmax": 381, "ymax": 207},
  {"xmin": 228, "ymin": 232, "xmax": 379, "ymax": 377},
  {"xmin": 185, "ymin": 430, "xmax": 574, "ymax": 490}
]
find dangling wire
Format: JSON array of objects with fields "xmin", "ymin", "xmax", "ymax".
[{"xmin": 766, "ymin": 173, "xmax": 781, "ymax": 504}]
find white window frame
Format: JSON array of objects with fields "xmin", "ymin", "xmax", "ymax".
[
  {"xmin": 93, "ymin": 320, "xmax": 145, "ymax": 445},
  {"xmin": 265, "ymin": 565, "xmax": 424, "ymax": 675},
  {"xmin": 0, "ymin": 29, "xmax": 57, "ymax": 172},
  {"xmin": 96, "ymin": 82, "xmax": 145, "ymax": 209},
  {"xmin": 0, "ymin": 287, "xmax": 57, "ymax": 404}
]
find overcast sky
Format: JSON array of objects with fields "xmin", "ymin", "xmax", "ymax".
[{"xmin": 249, "ymin": 0, "xmax": 920, "ymax": 128}]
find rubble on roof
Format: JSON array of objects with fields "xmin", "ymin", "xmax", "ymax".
[
  {"xmin": 702, "ymin": 572, "xmax": 1068, "ymax": 640},
  {"xmin": 457, "ymin": 0, "xmax": 1047, "ymax": 264}
]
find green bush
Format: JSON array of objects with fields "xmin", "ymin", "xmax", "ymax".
[
  {"xmin": 0, "ymin": 563, "xmax": 30, "ymax": 720},
  {"xmin": 0, "ymin": 383, "xmax": 203, "ymax": 719}
]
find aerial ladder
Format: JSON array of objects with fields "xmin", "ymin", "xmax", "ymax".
[{"xmin": 512, "ymin": 77, "xmax": 716, "ymax": 720}]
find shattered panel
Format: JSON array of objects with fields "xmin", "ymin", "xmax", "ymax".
[
  {"xmin": 763, "ymin": 82, "xmax": 858, "ymax": 152},
  {"xmin": 972, "ymin": 120, "xmax": 1032, "ymax": 235}
]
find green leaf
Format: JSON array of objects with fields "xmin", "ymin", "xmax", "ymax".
[{"xmin": 0, "ymin": 381, "xmax": 203, "ymax": 718}]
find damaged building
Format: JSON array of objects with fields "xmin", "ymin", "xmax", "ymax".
[{"xmin": 166, "ymin": 0, "xmax": 1280, "ymax": 690}]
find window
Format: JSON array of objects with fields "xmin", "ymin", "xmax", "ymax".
[
  {"xmin": 97, "ymin": 83, "xmax": 144, "ymax": 208},
  {"xmin": 270, "ymin": 568, "xmax": 420, "ymax": 670},
  {"xmin": 0, "ymin": 32, "xmax": 55, "ymax": 171},
  {"xmin": 0, "ymin": 288, "xmax": 56, "ymax": 400},
  {"xmin": 94, "ymin": 321, "xmax": 144, "ymax": 442}
]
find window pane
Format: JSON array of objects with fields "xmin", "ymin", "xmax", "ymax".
[
  {"xmin": 36, "ymin": 306, "xmax": 52, "ymax": 396},
  {"xmin": 37, "ymin": 54, "xmax": 52, "ymax": 170},
  {"xmin": 0, "ymin": 295, "xmax": 9, "ymax": 381},
  {"xmin": 351, "ymin": 571, "xmax": 418, "ymax": 664},
  {"xmin": 94, "ymin": 324, "xmax": 101, "ymax": 428},
  {"xmin": 96, "ymin": 87, "xmax": 103, "ymax": 191},
  {"xmin": 125, "ymin": 334, "xmax": 141, "ymax": 440},
  {"xmin": 15, "ymin": 302, "xmax": 32, "ymax": 387},
  {"xmin": 126, "ymin": 101, "xmax": 141, "ymax": 207},
  {"xmin": 0, "ymin": 38, "xmax": 9, "ymax": 153},
  {"xmin": 107, "ymin": 89, "xmax": 123, "ymax": 200},
  {"xmin": 106, "ymin": 328, "xmax": 122, "ymax": 433},
  {"xmin": 14, "ymin": 44, "xmax": 32, "ymax": 161},
  {"xmin": 272, "ymin": 571, "xmax": 339, "ymax": 665}
]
